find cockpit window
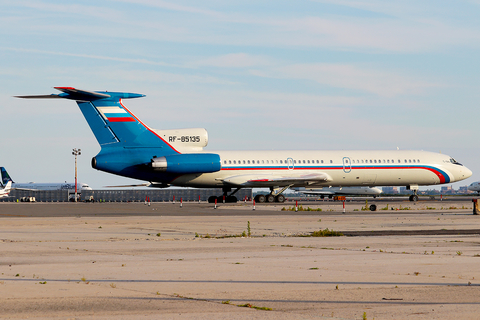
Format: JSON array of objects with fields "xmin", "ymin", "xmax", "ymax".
[{"xmin": 450, "ymin": 158, "xmax": 462, "ymax": 165}]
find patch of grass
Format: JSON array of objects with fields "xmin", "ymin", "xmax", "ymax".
[
  {"xmin": 457, "ymin": 251, "xmax": 463, "ymax": 256},
  {"xmin": 110, "ymin": 283, "xmax": 116, "ymax": 288},
  {"xmin": 414, "ymin": 271, "xmax": 420, "ymax": 276},
  {"xmin": 282, "ymin": 206, "xmax": 322, "ymax": 211},
  {"xmin": 309, "ymin": 267, "xmax": 319, "ymax": 270},
  {"xmin": 380, "ymin": 204, "xmax": 389, "ymax": 210},
  {"xmin": 237, "ymin": 303, "xmax": 272, "ymax": 311},
  {"xmin": 156, "ymin": 233, "xmax": 161, "ymax": 237},
  {"xmin": 39, "ymin": 281, "xmax": 47, "ymax": 284},
  {"xmin": 310, "ymin": 228, "xmax": 343, "ymax": 237},
  {"xmin": 222, "ymin": 300, "xmax": 231, "ymax": 304}
]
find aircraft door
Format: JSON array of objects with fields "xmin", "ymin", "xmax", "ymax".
[
  {"xmin": 287, "ymin": 158, "xmax": 294, "ymax": 170},
  {"xmin": 343, "ymin": 157, "xmax": 352, "ymax": 173}
]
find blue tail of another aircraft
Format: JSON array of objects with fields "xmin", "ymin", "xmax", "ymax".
[{"xmin": 0, "ymin": 167, "xmax": 13, "ymax": 186}]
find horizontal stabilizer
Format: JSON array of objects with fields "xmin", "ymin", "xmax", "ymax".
[
  {"xmin": 14, "ymin": 94, "xmax": 64, "ymax": 99},
  {"xmin": 15, "ymin": 87, "xmax": 145, "ymax": 102}
]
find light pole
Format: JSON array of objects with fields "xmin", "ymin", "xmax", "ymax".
[{"xmin": 72, "ymin": 148, "xmax": 81, "ymax": 202}]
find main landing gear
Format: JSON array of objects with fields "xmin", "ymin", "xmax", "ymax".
[
  {"xmin": 208, "ymin": 187, "xmax": 240, "ymax": 203},
  {"xmin": 254, "ymin": 186, "xmax": 289, "ymax": 203},
  {"xmin": 407, "ymin": 185, "xmax": 419, "ymax": 202}
]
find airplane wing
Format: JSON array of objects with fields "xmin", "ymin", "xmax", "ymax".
[
  {"xmin": 104, "ymin": 182, "xmax": 170, "ymax": 188},
  {"xmin": 222, "ymin": 172, "xmax": 332, "ymax": 187}
]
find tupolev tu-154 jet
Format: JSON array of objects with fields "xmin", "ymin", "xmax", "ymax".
[{"xmin": 16, "ymin": 87, "xmax": 472, "ymax": 203}]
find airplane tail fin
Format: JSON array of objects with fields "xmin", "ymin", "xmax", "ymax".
[
  {"xmin": 16, "ymin": 87, "xmax": 179, "ymax": 153},
  {"xmin": 0, "ymin": 167, "xmax": 13, "ymax": 186},
  {"xmin": 4, "ymin": 181, "xmax": 12, "ymax": 193}
]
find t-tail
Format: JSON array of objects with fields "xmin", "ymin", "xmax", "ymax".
[
  {"xmin": 16, "ymin": 88, "xmax": 221, "ymax": 183},
  {"xmin": 0, "ymin": 167, "xmax": 13, "ymax": 186}
]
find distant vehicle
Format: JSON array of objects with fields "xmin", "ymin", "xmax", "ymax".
[
  {"xmin": 468, "ymin": 181, "xmax": 480, "ymax": 195},
  {"xmin": 0, "ymin": 167, "xmax": 92, "ymax": 191},
  {"xmin": 20, "ymin": 196, "xmax": 36, "ymax": 202},
  {"xmin": 293, "ymin": 186, "xmax": 382, "ymax": 198},
  {"xmin": 16, "ymin": 87, "xmax": 472, "ymax": 203},
  {"xmin": 0, "ymin": 181, "xmax": 12, "ymax": 198}
]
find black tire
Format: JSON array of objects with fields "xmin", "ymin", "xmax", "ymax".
[
  {"xmin": 369, "ymin": 204, "xmax": 377, "ymax": 211},
  {"xmin": 226, "ymin": 195, "xmax": 237, "ymax": 203},
  {"xmin": 266, "ymin": 194, "xmax": 275, "ymax": 203},
  {"xmin": 276, "ymin": 194, "xmax": 286, "ymax": 203},
  {"xmin": 256, "ymin": 194, "xmax": 266, "ymax": 203}
]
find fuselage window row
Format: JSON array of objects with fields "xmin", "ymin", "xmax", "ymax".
[{"xmin": 222, "ymin": 158, "xmax": 422, "ymax": 166}]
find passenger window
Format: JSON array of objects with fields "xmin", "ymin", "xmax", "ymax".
[
  {"xmin": 247, "ymin": 160, "xmax": 250, "ymax": 164},
  {"xmin": 321, "ymin": 160, "xmax": 324, "ymax": 164},
  {"xmin": 409, "ymin": 159, "xmax": 412, "ymax": 163},
  {"xmin": 330, "ymin": 160, "xmax": 333, "ymax": 164},
  {"xmin": 316, "ymin": 160, "xmax": 319, "ymax": 164},
  {"xmin": 280, "ymin": 160, "xmax": 283, "ymax": 164},
  {"xmin": 224, "ymin": 160, "xmax": 227, "ymax": 164},
  {"xmin": 404, "ymin": 159, "xmax": 407, "ymax": 163},
  {"xmin": 229, "ymin": 160, "xmax": 231, "ymax": 164},
  {"xmin": 233, "ymin": 160, "xmax": 236, "ymax": 164},
  {"xmin": 369, "ymin": 160, "xmax": 372, "ymax": 163},
  {"xmin": 418, "ymin": 159, "xmax": 420, "ymax": 163},
  {"xmin": 374, "ymin": 160, "xmax": 377, "ymax": 163}
]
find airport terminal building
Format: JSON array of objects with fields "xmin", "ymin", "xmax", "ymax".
[{"xmin": 1, "ymin": 188, "xmax": 253, "ymax": 203}]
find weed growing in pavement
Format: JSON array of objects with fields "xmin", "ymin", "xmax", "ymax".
[{"xmin": 310, "ymin": 228, "xmax": 343, "ymax": 237}]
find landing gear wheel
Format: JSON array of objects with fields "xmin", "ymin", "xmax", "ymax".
[
  {"xmin": 276, "ymin": 194, "xmax": 286, "ymax": 203},
  {"xmin": 226, "ymin": 195, "xmax": 238, "ymax": 203},
  {"xmin": 266, "ymin": 194, "xmax": 275, "ymax": 203},
  {"xmin": 409, "ymin": 195, "xmax": 418, "ymax": 202},
  {"xmin": 255, "ymin": 195, "xmax": 266, "ymax": 203}
]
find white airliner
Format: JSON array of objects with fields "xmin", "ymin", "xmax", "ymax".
[
  {"xmin": 16, "ymin": 87, "xmax": 472, "ymax": 203},
  {"xmin": 0, "ymin": 181, "xmax": 12, "ymax": 198},
  {"xmin": 293, "ymin": 186, "xmax": 382, "ymax": 198},
  {"xmin": 468, "ymin": 181, "xmax": 480, "ymax": 195},
  {"xmin": 0, "ymin": 167, "xmax": 92, "ymax": 192}
]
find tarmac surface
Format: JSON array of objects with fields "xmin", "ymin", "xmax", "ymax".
[{"xmin": 1, "ymin": 198, "xmax": 480, "ymax": 319}]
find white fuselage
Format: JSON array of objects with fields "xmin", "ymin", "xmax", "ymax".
[
  {"xmin": 468, "ymin": 182, "xmax": 480, "ymax": 193},
  {"xmin": 12, "ymin": 182, "xmax": 92, "ymax": 191},
  {"xmin": 170, "ymin": 150, "xmax": 471, "ymax": 188}
]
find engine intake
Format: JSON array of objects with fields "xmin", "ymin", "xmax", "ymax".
[{"xmin": 151, "ymin": 153, "xmax": 221, "ymax": 174}]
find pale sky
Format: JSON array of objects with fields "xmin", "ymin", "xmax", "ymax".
[{"xmin": 1, "ymin": 0, "xmax": 479, "ymax": 189}]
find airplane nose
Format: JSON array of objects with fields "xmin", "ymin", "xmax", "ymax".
[{"xmin": 461, "ymin": 166, "xmax": 473, "ymax": 180}]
